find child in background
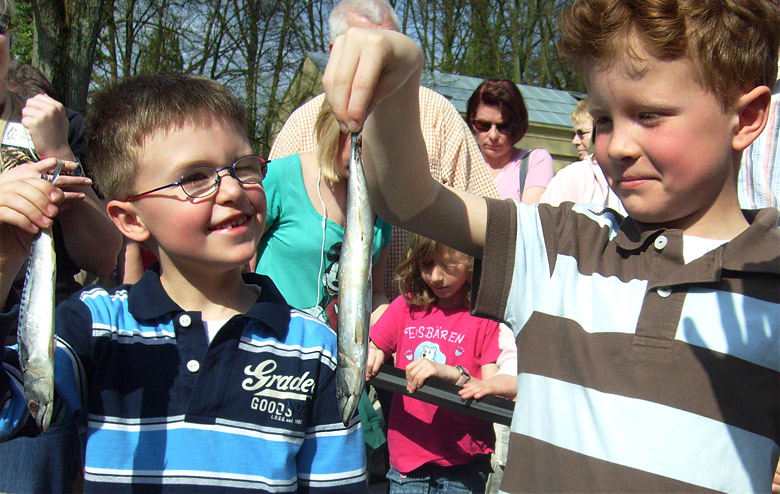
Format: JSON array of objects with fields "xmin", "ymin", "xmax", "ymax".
[
  {"xmin": 0, "ymin": 73, "xmax": 367, "ymax": 492},
  {"xmin": 366, "ymin": 233, "xmax": 501, "ymax": 493},
  {"xmin": 323, "ymin": 0, "xmax": 780, "ymax": 490}
]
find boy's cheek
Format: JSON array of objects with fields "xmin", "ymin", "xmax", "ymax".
[{"xmin": 251, "ymin": 188, "xmax": 267, "ymax": 223}]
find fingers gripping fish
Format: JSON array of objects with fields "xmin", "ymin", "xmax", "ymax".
[
  {"xmin": 18, "ymin": 160, "xmax": 63, "ymax": 431},
  {"xmin": 336, "ymin": 133, "xmax": 373, "ymax": 425}
]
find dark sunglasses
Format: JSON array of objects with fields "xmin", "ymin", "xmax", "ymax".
[
  {"xmin": 0, "ymin": 14, "xmax": 11, "ymax": 35},
  {"xmin": 472, "ymin": 119, "xmax": 513, "ymax": 135}
]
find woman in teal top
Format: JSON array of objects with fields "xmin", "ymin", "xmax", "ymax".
[{"xmin": 256, "ymin": 101, "xmax": 392, "ymax": 329}]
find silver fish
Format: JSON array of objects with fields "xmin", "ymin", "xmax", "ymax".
[
  {"xmin": 336, "ymin": 132, "xmax": 373, "ymax": 425},
  {"xmin": 18, "ymin": 161, "xmax": 62, "ymax": 431}
]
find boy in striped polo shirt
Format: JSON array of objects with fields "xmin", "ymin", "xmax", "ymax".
[
  {"xmin": 322, "ymin": 0, "xmax": 780, "ymax": 491},
  {"xmin": 0, "ymin": 73, "xmax": 367, "ymax": 492}
]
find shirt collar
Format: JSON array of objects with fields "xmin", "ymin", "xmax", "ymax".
[
  {"xmin": 127, "ymin": 265, "xmax": 292, "ymax": 337},
  {"xmin": 615, "ymin": 208, "xmax": 780, "ymax": 275}
]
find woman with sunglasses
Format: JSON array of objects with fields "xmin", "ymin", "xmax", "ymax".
[{"xmin": 466, "ymin": 79, "xmax": 554, "ymax": 203}]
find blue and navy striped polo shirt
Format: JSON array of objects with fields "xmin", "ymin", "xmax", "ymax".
[{"xmin": 2, "ymin": 268, "xmax": 367, "ymax": 493}]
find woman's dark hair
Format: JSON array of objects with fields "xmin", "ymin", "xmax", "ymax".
[{"xmin": 466, "ymin": 79, "xmax": 529, "ymax": 144}]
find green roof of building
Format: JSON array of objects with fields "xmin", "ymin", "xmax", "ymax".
[{"xmin": 308, "ymin": 51, "xmax": 582, "ymax": 129}]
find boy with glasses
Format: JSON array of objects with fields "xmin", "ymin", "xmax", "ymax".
[{"xmin": 0, "ymin": 73, "xmax": 368, "ymax": 492}]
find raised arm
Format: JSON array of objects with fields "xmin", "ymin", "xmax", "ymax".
[
  {"xmin": 323, "ymin": 29, "xmax": 488, "ymax": 258},
  {"xmin": 22, "ymin": 95, "xmax": 122, "ymax": 277}
]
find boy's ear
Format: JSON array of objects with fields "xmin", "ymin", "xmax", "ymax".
[
  {"xmin": 106, "ymin": 200, "xmax": 151, "ymax": 243},
  {"xmin": 732, "ymin": 85, "xmax": 772, "ymax": 152}
]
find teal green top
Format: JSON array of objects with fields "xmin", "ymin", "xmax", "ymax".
[{"xmin": 256, "ymin": 154, "xmax": 392, "ymax": 327}]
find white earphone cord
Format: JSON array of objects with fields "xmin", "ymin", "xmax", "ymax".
[{"xmin": 316, "ymin": 168, "xmax": 327, "ymax": 309}]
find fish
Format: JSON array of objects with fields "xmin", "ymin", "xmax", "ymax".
[
  {"xmin": 17, "ymin": 161, "xmax": 63, "ymax": 431},
  {"xmin": 336, "ymin": 132, "xmax": 374, "ymax": 425}
]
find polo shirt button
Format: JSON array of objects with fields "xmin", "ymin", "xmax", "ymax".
[
  {"xmin": 654, "ymin": 235, "xmax": 668, "ymax": 250},
  {"xmin": 187, "ymin": 360, "xmax": 200, "ymax": 373},
  {"xmin": 657, "ymin": 286, "xmax": 672, "ymax": 298},
  {"xmin": 179, "ymin": 314, "xmax": 192, "ymax": 327}
]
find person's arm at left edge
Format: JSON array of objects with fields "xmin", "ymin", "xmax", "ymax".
[{"xmin": 22, "ymin": 94, "xmax": 123, "ymax": 277}]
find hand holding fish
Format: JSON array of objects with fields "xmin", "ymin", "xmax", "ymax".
[
  {"xmin": 323, "ymin": 28, "xmax": 423, "ymax": 133},
  {"xmin": 0, "ymin": 160, "xmax": 69, "ymax": 243},
  {"xmin": 1, "ymin": 158, "xmax": 90, "ymax": 203},
  {"xmin": 0, "ymin": 159, "xmax": 84, "ymax": 307}
]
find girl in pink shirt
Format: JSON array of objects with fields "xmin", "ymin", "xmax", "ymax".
[{"xmin": 367, "ymin": 234, "xmax": 501, "ymax": 493}]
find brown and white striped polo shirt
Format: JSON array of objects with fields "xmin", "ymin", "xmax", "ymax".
[{"xmin": 473, "ymin": 199, "xmax": 780, "ymax": 492}]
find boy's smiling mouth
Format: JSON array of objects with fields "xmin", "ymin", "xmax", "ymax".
[{"xmin": 208, "ymin": 214, "xmax": 252, "ymax": 231}]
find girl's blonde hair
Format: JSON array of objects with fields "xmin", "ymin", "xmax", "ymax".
[
  {"xmin": 395, "ymin": 233, "xmax": 473, "ymax": 310},
  {"xmin": 314, "ymin": 99, "xmax": 347, "ymax": 183}
]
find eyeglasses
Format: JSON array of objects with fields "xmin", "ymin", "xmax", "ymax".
[
  {"xmin": 125, "ymin": 155, "xmax": 268, "ymax": 202},
  {"xmin": 572, "ymin": 129, "xmax": 592, "ymax": 140},
  {"xmin": 0, "ymin": 15, "xmax": 11, "ymax": 35},
  {"xmin": 472, "ymin": 119, "xmax": 513, "ymax": 135}
]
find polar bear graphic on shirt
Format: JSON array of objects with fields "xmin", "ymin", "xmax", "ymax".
[{"xmin": 413, "ymin": 342, "xmax": 446, "ymax": 364}]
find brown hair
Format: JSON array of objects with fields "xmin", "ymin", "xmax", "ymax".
[
  {"xmin": 314, "ymin": 99, "xmax": 347, "ymax": 183},
  {"xmin": 466, "ymin": 79, "xmax": 529, "ymax": 144},
  {"xmin": 6, "ymin": 61, "xmax": 55, "ymax": 99},
  {"xmin": 85, "ymin": 73, "xmax": 248, "ymax": 201},
  {"xmin": 395, "ymin": 233, "xmax": 473, "ymax": 310},
  {"xmin": 558, "ymin": 0, "xmax": 780, "ymax": 110}
]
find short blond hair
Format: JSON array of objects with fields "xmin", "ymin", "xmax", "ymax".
[
  {"xmin": 329, "ymin": 0, "xmax": 399, "ymax": 41},
  {"xmin": 86, "ymin": 73, "xmax": 248, "ymax": 201},
  {"xmin": 570, "ymin": 99, "xmax": 592, "ymax": 127}
]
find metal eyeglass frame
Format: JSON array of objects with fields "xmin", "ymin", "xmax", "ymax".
[{"xmin": 124, "ymin": 155, "xmax": 268, "ymax": 202}]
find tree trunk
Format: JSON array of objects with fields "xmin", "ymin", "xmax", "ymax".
[{"xmin": 31, "ymin": 0, "xmax": 108, "ymax": 114}]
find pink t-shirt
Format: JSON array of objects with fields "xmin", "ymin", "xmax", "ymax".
[
  {"xmin": 370, "ymin": 296, "xmax": 502, "ymax": 473},
  {"xmin": 493, "ymin": 148, "xmax": 555, "ymax": 201}
]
